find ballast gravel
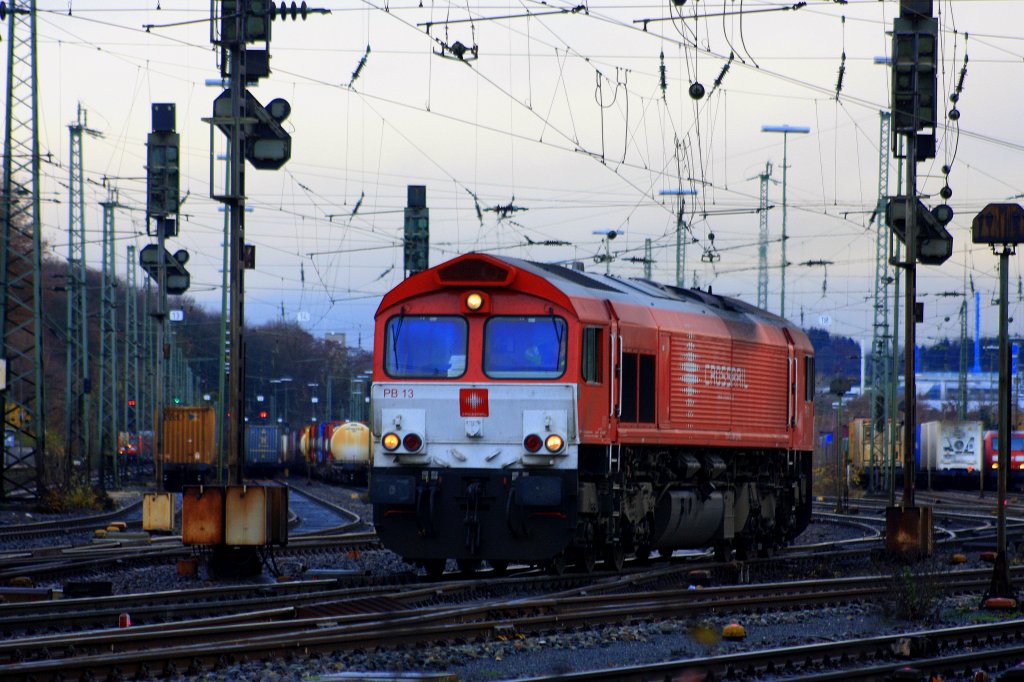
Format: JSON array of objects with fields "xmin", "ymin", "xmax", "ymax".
[{"xmin": 0, "ymin": 480, "xmax": 1013, "ymax": 682}]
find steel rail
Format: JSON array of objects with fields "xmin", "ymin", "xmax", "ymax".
[{"xmin": 0, "ymin": 565, "xmax": 1014, "ymax": 681}]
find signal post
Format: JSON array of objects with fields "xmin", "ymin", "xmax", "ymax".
[
  {"xmin": 973, "ymin": 203, "xmax": 1024, "ymax": 608},
  {"xmin": 141, "ymin": 103, "xmax": 187, "ymax": 532},
  {"xmin": 884, "ymin": 0, "xmax": 951, "ymax": 559},
  {"xmin": 178, "ymin": 0, "xmax": 325, "ymax": 578}
]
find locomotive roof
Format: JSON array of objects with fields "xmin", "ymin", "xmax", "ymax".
[
  {"xmin": 379, "ymin": 252, "xmax": 792, "ymax": 330},
  {"xmin": 498, "ymin": 255, "xmax": 791, "ymax": 328}
]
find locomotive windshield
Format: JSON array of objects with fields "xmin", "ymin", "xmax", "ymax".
[
  {"xmin": 384, "ymin": 315, "xmax": 467, "ymax": 378},
  {"xmin": 484, "ymin": 316, "xmax": 567, "ymax": 379}
]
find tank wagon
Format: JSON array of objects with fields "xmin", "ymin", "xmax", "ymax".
[
  {"xmin": 369, "ymin": 253, "xmax": 815, "ymax": 574},
  {"xmin": 329, "ymin": 421, "xmax": 372, "ymax": 484}
]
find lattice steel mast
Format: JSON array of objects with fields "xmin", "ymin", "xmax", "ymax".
[
  {"xmin": 757, "ymin": 162, "xmax": 772, "ymax": 310},
  {"xmin": 869, "ymin": 111, "xmax": 892, "ymax": 493},
  {"xmin": 98, "ymin": 189, "xmax": 119, "ymax": 489},
  {"xmin": 1, "ymin": 0, "xmax": 47, "ymax": 499},
  {"xmin": 123, "ymin": 245, "xmax": 139, "ymax": 450},
  {"xmin": 64, "ymin": 105, "xmax": 100, "ymax": 483}
]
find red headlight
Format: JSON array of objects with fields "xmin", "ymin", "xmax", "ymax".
[
  {"xmin": 523, "ymin": 434, "xmax": 543, "ymax": 453},
  {"xmin": 403, "ymin": 433, "xmax": 423, "ymax": 452}
]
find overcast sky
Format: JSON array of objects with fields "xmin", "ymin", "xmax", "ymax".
[{"xmin": 10, "ymin": 1, "xmax": 1024, "ymax": 350}]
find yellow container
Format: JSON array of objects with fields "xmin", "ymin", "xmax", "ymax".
[{"xmin": 162, "ymin": 407, "xmax": 216, "ymax": 467}]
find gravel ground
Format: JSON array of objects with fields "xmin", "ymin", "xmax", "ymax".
[{"xmin": 1, "ymin": 482, "xmax": 1018, "ymax": 681}]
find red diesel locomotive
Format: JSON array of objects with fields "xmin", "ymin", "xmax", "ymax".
[{"xmin": 370, "ymin": 253, "xmax": 815, "ymax": 574}]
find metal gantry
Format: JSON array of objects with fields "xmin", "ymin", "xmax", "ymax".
[{"xmin": 1, "ymin": 0, "xmax": 47, "ymax": 499}]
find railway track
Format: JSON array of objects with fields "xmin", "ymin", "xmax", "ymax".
[
  {"xmin": 513, "ymin": 617, "xmax": 1024, "ymax": 681},
  {"xmin": 0, "ymin": 562, "xmax": 1018, "ymax": 681},
  {"xmin": 0, "ymin": 485, "xmax": 375, "ymax": 583},
  {"xmin": 2, "ymin": 489, "xmax": 1010, "ymax": 680},
  {"xmin": 0, "ymin": 498, "xmax": 144, "ymax": 543}
]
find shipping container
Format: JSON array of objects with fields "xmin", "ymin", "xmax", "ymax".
[
  {"xmin": 245, "ymin": 423, "xmax": 284, "ymax": 476},
  {"xmin": 918, "ymin": 421, "xmax": 983, "ymax": 471},
  {"xmin": 848, "ymin": 418, "xmax": 903, "ymax": 472},
  {"xmin": 162, "ymin": 406, "xmax": 217, "ymax": 491}
]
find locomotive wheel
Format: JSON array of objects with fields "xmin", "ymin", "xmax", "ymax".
[
  {"xmin": 545, "ymin": 552, "xmax": 567, "ymax": 576},
  {"xmin": 421, "ymin": 559, "xmax": 446, "ymax": 578},
  {"xmin": 634, "ymin": 545, "xmax": 652, "ymax": 565},
  {"xmin": 604, "ymin": 544, "xmax": 625, "ymax": 572},
  {"xmin": 488, "ymin": 560, "xmax": 509, "ymax": 576},
  {"xmin": 457, "ymin": 559, "xmax": 480, "ymax": 575},
  {"xmin": 713, "ymin": 542, "xmax": 732, "ymax": 563},
  {"xmin": 574, "ymin": 548, "xmax": 597, "ymax": 574}
]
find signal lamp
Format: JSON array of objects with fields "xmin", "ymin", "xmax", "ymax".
[
  {"xmin": 544, "ymin": 434, "xmax": 564, "ymax": 453},
  {"xmin": 402, "ymin": 433, "xmax": 423, "ymax": 452},
  {"xmin": 523, "ymin": 434, "xmax": 543, "ymax": 453},
  {"xmin": 127, "ymin": 399, "xmax": 136, "ymax": 407},
  {"xmin": 382, "ymin": 433, "xmax": 401, "ymax": 451}
]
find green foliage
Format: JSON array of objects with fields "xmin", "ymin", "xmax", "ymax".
[
  {"xmin": 882, "ymin": 565, "xmax": 942, "ymax": 621},
  {"xmin": 41, "ymin": 479, "xmax": 102, "ymax": 513}
]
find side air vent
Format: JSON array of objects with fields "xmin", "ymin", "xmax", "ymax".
[{"xmin": 435, "ymin": 256, "xmax": 515, "ymax": 286}]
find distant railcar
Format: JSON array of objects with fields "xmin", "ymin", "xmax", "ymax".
[
  {"xmin": 984, "ymin": 430, "xmax": 1024, "ymax": 491},
  {"xmin": 162, "ymin": 406, "xmax": 217, "ymax": 492},
  {"xmin": 244, "ymin": 423, "xmax": 285, "ymax": 477},
  {"xmin": 851, "ymin": 419, "xmax": 984, "ymax": 491},
  {"xmin": 917, "ymin": 420, "xmax": 983, "ymax": 490},
  {"xmin": 329, "ymin": 421, "xmax": 372, "ymax": 484}
]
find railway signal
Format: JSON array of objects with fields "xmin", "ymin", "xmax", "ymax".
[
  {"xmin": 885, "ymin": 196, "xmax": 953, "ymax": 265},
  {"xmin": 973, "ymin": 203, "xmax": 1024, "ymax": 609},
  {"xmin": 146, "ymin": 103, "xmax": 180, "ymax": 235},
  {"xmin": 404, "ymin": 185, "xmax": 429, "ymax": 276},
  {"xmin": 212, "ymin": 89, "xmax": 291, "ymax": 170},
  {"xmin": 138, "ymin": 244, "xmax": 191, "ymax": 295}
]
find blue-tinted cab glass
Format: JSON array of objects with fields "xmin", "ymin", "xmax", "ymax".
[
  {"xmin": 484, "ymin": 316, "xmax": 567, "ymax": 378},
  {"xmin": 384, "ymin": 316, "xmax": 467, "ymax": 378}
]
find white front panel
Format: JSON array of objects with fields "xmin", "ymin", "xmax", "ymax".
[{"xmin": 371, "ymin": 383, "xmax": 578, "ymax": 470}]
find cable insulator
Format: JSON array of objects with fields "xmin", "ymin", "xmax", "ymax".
[{"xmin": 659, "ymin": 51, "xmax": 667, "ymax": 98}]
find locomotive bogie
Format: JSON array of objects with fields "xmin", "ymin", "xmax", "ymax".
[{"xmin": 372, "ymin": 468, "xmax": 578, "ymax": 563}]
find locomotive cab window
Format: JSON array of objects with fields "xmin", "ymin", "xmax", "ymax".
[
  {"xmin": 484, "ymin": 316, "xmax": 567, "ymax": 379},
  {"xmin": 581, "ymin": 327, "xmax": 603, "ymax": 383},
  {"xmin": 384, "ymin": 315, "xmax": 467, "ymax": 378},
  {"xmin": 804, "ymin": 356, "xmax": 815, "ymax": 401}
]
